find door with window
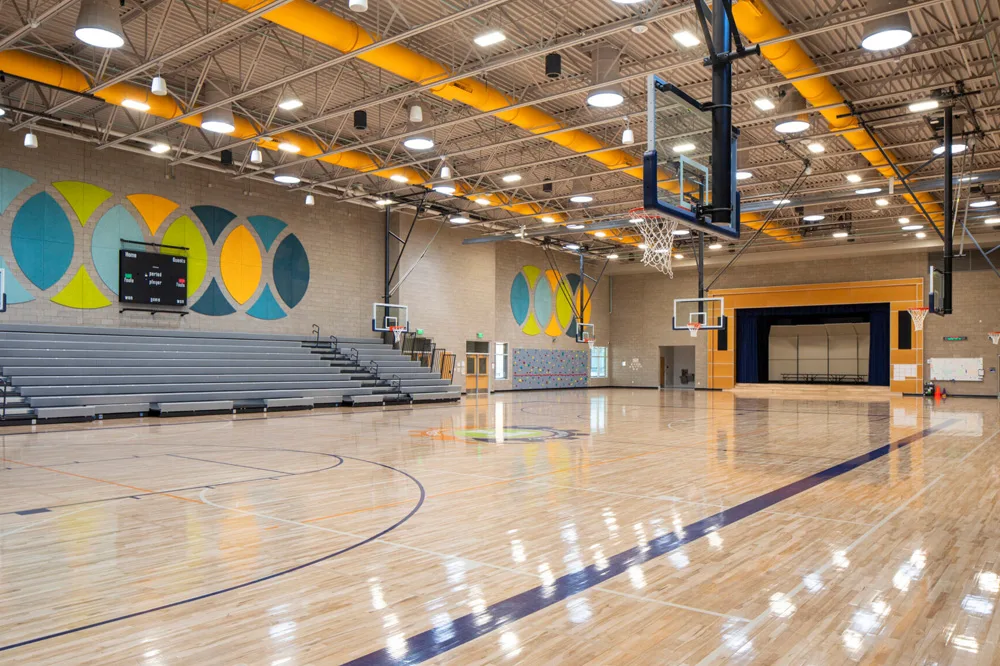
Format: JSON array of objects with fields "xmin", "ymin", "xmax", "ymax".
[{"xmin": 465, "ymin": 341, "xmax": 490, "ymax": 393}]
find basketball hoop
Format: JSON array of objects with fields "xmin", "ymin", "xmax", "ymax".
[
  {"xmin": 686, "ymin": 322, "xmax": 702, "ymax": 337},
  {"xmin": 629, "ymin": 208, "xmax": 681, "ymax": 277},
  {"xmin": 587, "ymin": 338, "xmax": 595, "ymax": 352},
  {"xmin": 907, "ymin": 307, "xmax": 929, "ymax": 332},
  {"xmin": 989, "ymin": 332, "xmax": 1000, "ymax": 345},
  {"xmin": 389, "ymin": 325, "xmax": 406, "ymax": 345}
]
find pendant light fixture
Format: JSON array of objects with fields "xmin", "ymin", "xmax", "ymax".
[
  {"xmin": 151, "ymin": 75, "xmax": 168, "ymax": 96},
  {"xmin": 200, "ymin": 89, "xmax": 236, "ymax": 134},
  {"xmin": 774, "ymin": 87, "xmax": 810, "ymax": 134},
  {"xmin": 570, "ymin": 179, "xmax": 593, "ymax": 203},
  {"xmin": 586, "ymin": 46, "xmax": 624, "ymax": 108},
  {"xmin": 274, "ymin": 167, "xmax": 301, "ymax": 185},
  {"xmin": 75, "ymin": 0, "xmax": 125, "ymax": 49},
  {"xmin": 403, "ymin": 103, "xmax": 434, "ymax": 150},
  {"xmin": 305, "ymin": 194, "xmax": 316, "ymax": 206},
  {"xmin": 861, "ymin": 0, "xmax": 913, "ymax": 51},
  {"xmin": 250, "ymin": 147, "xmax": 263, "ymax": 164}
]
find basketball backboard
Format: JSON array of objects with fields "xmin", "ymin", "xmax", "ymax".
[
  {"xmin": 673, "ymin": 297, "xmax": 726, "ymax": 331},
  {"xmin": 0, "ymin": 267, "xmax": 6, "ymax": 313},
  {"xmin": 372, "ymin": 302, "xmax": 409, "ymax": 332},
  {"xmin": 928, "ymin": 266, "xmax": 945, "ymax": 316},
  {"xmin": 643, "ymin": 75, "xmax": 740, "ymax": 239},
  {"xmin": 576, "ymin": 322, "xmax": 595, "ymax": 344}
]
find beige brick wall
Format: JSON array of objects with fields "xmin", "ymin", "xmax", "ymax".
[{"xmin": 0, "ymin": 130, "xmax": 383, "ymax": 337}]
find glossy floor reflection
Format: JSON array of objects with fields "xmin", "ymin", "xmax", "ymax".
[{"xmin": 1, "ymin": 389, "xmax": 998, "ymax": 664}]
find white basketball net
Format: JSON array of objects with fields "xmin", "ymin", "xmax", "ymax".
[
  {"xmin": 908, "ymin": 308, "xmax": 929, "ymax": 331},
  {"xmin": 989, "ymin": 332, "xmax": 1000, "ymax": 345},
  {"xmin": 631, "ymin": 211, "xmax": 680, "ymax": 277},
  {"xmin": 587, "ymin": 339, "xmax": 595, "ymax": 352},
  {"xmin": 686, "ymin": 322, "xmax": 702, "ymax": 337},
  {"xmin": 390, "ymin": 326, "xmax": 406, "ymax": 344}
]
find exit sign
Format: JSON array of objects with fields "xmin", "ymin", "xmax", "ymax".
[{"xmin": 943, "ymin": 336, "xmax": 967, "ymax": 341}]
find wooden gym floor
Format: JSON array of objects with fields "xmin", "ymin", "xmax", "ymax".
[{"xmin": 1, "ymin": 388, "xmax": 998, "ymax": 664}]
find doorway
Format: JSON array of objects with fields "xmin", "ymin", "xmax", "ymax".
[
  {"xmin": 465, "ymin": 340, "xmax": 490, "ymax": 394},
  {"xmin": 659, "ymin": 345, "xmax": 696, "ymax": 389}
]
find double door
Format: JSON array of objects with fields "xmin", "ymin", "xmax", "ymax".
[{"xmin": 465, "ymin": 353, "xmax": 489, "ymax": 393}]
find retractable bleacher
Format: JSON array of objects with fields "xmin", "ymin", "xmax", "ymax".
[{"xmin": 0, "ymin": 324, "xmax": 460, "ymax": 422}]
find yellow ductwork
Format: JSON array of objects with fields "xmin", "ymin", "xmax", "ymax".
[
  {"xmin": 0, "ymin": 49, "xmax": 551, "ymax": 220},
  {"xmin": 222, "ymin": 0, "xmax": 798, "ymax": 244},
  {"xmin": 733, "ymin": 0, "xmax": 944, "ymax": 230}
]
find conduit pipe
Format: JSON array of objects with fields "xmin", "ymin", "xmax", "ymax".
[
  {"xmin": 0, "ymin": 49, "xmax": 549, "ymax": 220},
  {"xmin": 219, "ymin": 0, "xmax": 798, "ymax": 243},
  {"xmin": 732, "ymin": 0, "xmax": 945, "ymax": 230}
]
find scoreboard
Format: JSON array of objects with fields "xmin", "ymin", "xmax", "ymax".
[{"xmin": 119, "ymin": 250, "xmax": 187, "ymax": 307}]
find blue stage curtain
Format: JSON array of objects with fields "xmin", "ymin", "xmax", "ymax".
[
  {"xmin": 735, "ymin": 309, "xmax": 760, "ymax": 383},
  {"xmin": 735, "ymin": 303, "xmax": 891, "ymax": 386},
  {"xmin": 868, "ymin": 307, "xmax": 890, "ymax": 386}
]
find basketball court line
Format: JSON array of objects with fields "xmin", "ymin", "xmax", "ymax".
[
  {"xmin": 341, "ymin": 420, "xmax": 957, "ymax": 665},
  {"xmin": 166, "ymin": 452, "xmax": 295, "ymax": 475},
  {"xmin": 0, "ymin": 505, "xmax": 98, "ymax": 539},
  {"xmin": 0, "ymin": 454, "xmax": 421, "ymax": 654}
]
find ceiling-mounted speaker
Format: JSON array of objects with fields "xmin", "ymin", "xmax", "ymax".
[
  {"xmin": 221, "ymin": 149, "xmax": 233, "ymax": 165},
  {"xmin": 542, "ymin": 178, "xmax": 553, "ymax": 193},
  {"xmin": 545, "ymin": 53, "xmax": 561, "ymax": 79},
  {"xmin": 354, "ymin": 109, "xmax": 367, "ymax": 131}
]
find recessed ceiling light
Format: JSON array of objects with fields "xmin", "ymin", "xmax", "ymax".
[
  {"xmin": 594, "ymin": 231, "xmax": 607, "ymax": 238},
  {"xmin": 375, "ymin": 198, "xmax": 394, "ymax": 206},
  {"xmin": 832, "ymin": 231, "xmax": 849, "ymax": 238},
  {"xmin": 566, "ymin": 223, "xmax": 585, "ymax": 230},
  {"xmin": 915, "ymin": 231, "xmax": 927, "ymax": 238},
  {"xmin": 856, "ymin": 187, "xmax": 881, "ymax": 195},
  {"xmin": 803, "ymin": 214, "xmax": 825, "ymax": 222},
  {"xmin": 898, "ymin": 217, "xmax": 910, "ymax": 224},
  {"xmin": 570, "ymin": 194, "xmax": 593, "ymax": 203},
  {"xmin": 502, "ymin": 173, "xmax": 522, "ymax": 183},
  {"xmin": 672, "ymin": 30, "xmax": 701, "ymax": 48},
  {"xmin": 607, "ymin": 254, "xmax": 619, "ymax": 259},
  {"xmin": 846, "ymin": 174, "xmax": 863, "ymax": 183},
  {"xmin": 673, "ymin": 143, "xmax": 696, "ymax": 153},
  {"xmin": 708, "ymin": 243, "xmax": 723, "ymax": 249},
  {"xmin": 149, "ymin": 140, "xmax": 170, "ymax": 154},
  {"xmin": 773, "ymin": 198, "xmax": 791, "ymax": 205},
  {"xmin": 390, "ymin": 174, "xmax": 409, "ymax": 183},
  {"xmin": 450, "ymin": 215, "xmax": 470, "ymax": 224},
  {"xmin": 277, "ymin": 142, "xmax": 300, "ymax": 153},
  {"xmin": 902, "ymin": 224, "xmax": 923, "ymax": 231},
  {"xmin": 671, "ymin": 229, "xmax": 690, "ymax": 236},
  {"xmin": 475, "ymin": 197, "xmax": 492, "ymax": 206},
  {"xmin": 807, "ymin": 142, "xmax": 825, "ymax": 153},
  {"xmin": 754, "ymin": 98, "xmax": 775, "ymax": 111},
  {"xmin": 736, "ymin": 171, "xmax": 753, "ymax": 181},
  {"xmin": 565, "ymin": 243, "xmax": 580, "ymax": 250},
  {"xmin": 933, "ymin": 143, "xmax": 967, "ymax": 155},
  {"xmin": 908, "ymin": 100, "xmax": 939, "ymax": 113},
  {"xmin": 541, "ymin": 216, "xmax": 556, "ymax": 223},
  {"xmin": 984, "ymin": 217, "xmax": 1000, "ymax": 225},
  {"xmin": 122, "ymin": 99, "xmax": 150, "ymax": 112},
  {"xmin": 970, "ymin": 200, "xmax": 997, "ymax": 208},
  {"xmin": 474, "ymin": 30, "xmax": 506, "ymax": 47},
  {"xmin": 875, "ymin": 198, "xmax": 889, "ymax": 206}
]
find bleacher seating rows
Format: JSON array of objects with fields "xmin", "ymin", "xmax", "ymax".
[{"xmin": 0, "ymin": 324, "xmax": 460, "ymax": 421}]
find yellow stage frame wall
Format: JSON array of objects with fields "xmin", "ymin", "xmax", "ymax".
[{"xmin": 706, "ymin": 278, "xmax": 924, "ymax": 393}]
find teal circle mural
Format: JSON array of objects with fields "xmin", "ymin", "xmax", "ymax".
[
  {"xmin": 11, "ymin": 192, "xmax": 74, "ymax": 290},
  {"xmin": 91, "ymin": 205, "xmax": 144, "ymax": 293},
  {"xmin": 534, "ymin": 276, "xmax": 553, "ymax": 324},
  {"xmin": 510, "ymin": 272, "xmax": 530, "ymax": 326}
]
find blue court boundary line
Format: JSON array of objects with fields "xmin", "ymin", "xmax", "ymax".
[
  {"xmin": 0, "ymin": 453, "xmax": 425, "ymax": 653},
  {"xmin": 343, "ymin": 419, "xmax": 956, "ymax": 665}
]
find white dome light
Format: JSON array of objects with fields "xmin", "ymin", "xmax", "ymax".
[
  {"xmin": 75, "ymin": 0, "xmax": 125, "ymax": 49},
  {"xmin": 566, "ymin": 223, "xmax": 585, "ymax": 230},
  {"xmin": 803, "ymin": 214, "xmax": 826, "ymax": 222},
  {"xmin": 474, "ymin": 30, "xmax": 506, "ymax": 47},
  {"xmin": 735, "ymin": 171, "xmax": 753, "ymax": 181},
  {"xmin": 570, "ymin": 194, "xmax": 593, "ymax": 203},
  {"xmin": 201, "ymin": 90, "xmax": 236, "ymax": 135},
  {"xmin": 775, "ymin": 118, "xmax": 810, "ymax": 134},
  {"xmin": 433, "ymin": 182, "xmax": 457, "ymax": 195},
  {"xmin": 349, "ymin": 0, "xmax": 368, "ymax": 12},
  {"xmin": 403, "ymin": 136, "xmax": 434, "ymax": 150},
  {"xmin": 846, "ymin": 174, "xmax": 863, "ymax": 183},
  {"xmin": 149, "ymin": 139, "xmax": 170, "ymax": 154},
  {"xmin": 502, "ymin": 173, "xmax": 522, "ymax": 183},
  {"xmin": 708, "ymin": 243, "xmax": 723, "ymax": 250},
  {"xmin": 450, "ymin": 215, "xmax": 470, "ymax": 224},
  {"xmin": 541, "ymin": 216, "xmax": 556, "ymax": 223},
  {"xmin": 390, "ymin": 174, "xmax": 409, "ymax": 183}
]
